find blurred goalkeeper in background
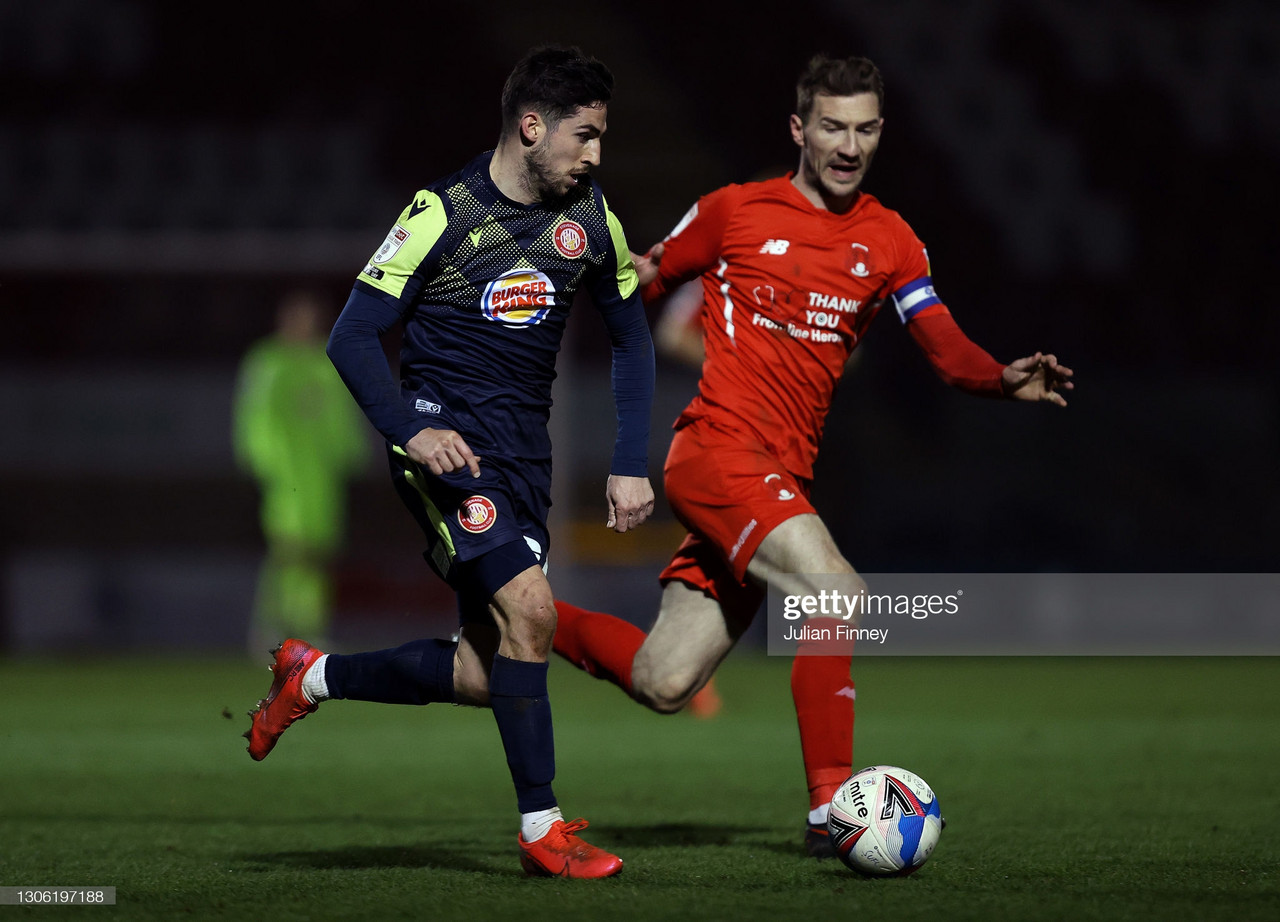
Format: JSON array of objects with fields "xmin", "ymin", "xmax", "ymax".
[{"xmin": 232, "ymin": 289, "xmax": 370, "ymax": 654}]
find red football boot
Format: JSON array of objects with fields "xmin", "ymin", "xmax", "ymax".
[
  {"xmin": 244, "ymin": 639, "xmax": 323, "ymax": 761},
  {"xmin": 518, "ymin": 818, "xmax": 623, "ymax": 879}
]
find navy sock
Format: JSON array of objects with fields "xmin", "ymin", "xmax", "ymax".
[
  {"xmin": 489, "ymin": 655, "xmax": 557, "ymax": 814},
  {"xmin": 324, "ymin": 639, "xmax": 456, "ymax": 705}
]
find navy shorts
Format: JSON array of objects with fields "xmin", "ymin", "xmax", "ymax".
[{"xmin": 386, "ymin": 444, "xmax": 550, "ymax": 616}]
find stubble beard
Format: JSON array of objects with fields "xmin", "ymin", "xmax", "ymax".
[
  {"xmin": 810, "ymin": 152, "xmax": 873, "ymax": 207},
  {"xmin": 522, "ymin": 146, "xmax": 572, "ymax": 206}
]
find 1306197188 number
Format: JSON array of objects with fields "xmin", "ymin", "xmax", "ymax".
[{"xmin": 0, "ymin": 887, "xmax": 116, "ymax": 905}]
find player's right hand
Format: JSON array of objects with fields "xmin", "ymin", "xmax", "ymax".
[
  {"xmin": 406, "ymin": 428, "xmax": 481, "ymax": 478},
  {"xmin": 630, "ymin": 243, "xmax": 664, "ymax": 288}
]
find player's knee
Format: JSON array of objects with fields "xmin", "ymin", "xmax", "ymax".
[
  {"xmin": 501, "ymin": 602, "xmax": 557, "ymax": 658},
  {"xmin": 637, "ymin": 668, "xmax": 702, "ymax": 715}
]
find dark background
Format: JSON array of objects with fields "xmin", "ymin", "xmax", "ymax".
[{"xmin": 2, "ymin": 0, "xmax": 1276, "ymax": 650}]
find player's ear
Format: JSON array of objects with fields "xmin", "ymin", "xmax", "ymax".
[
  {"xmin": 789, "ymin": 113, "xmax": 805, "ymax": 147},
  {"xmin": 520, "ymin": 112, "xmax": 543, "ymax": 147}
]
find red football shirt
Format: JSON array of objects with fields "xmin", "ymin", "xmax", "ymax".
[{"xmin": 645, "ymin": 174, "xmax": 951, "ymax": 479}]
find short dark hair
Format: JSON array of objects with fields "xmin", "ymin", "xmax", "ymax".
[
  {"xmin": 500, "ymin": 45, "xmax": 614, "ymax": 138},
  {"xmin": 795, "ymin": 53, "xmax": 884, "ymax": 123}
]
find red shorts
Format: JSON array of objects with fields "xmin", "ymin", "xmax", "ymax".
[{"xmin": 659, "ymin": 419, "xmax": 814, "ymax": 618}]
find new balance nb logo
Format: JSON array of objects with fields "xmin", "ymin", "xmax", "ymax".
[{"xmin": 759, "ymin": 239, "xmax": 790, "ymax": 255}]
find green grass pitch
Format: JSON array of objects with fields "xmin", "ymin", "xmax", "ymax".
[{"xmin": 1, "ymin": 653, "xmax": 1277, "ymax": 920}]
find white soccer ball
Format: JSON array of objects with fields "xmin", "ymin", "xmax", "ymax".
[{"xmin": 827, "ymin": 765, "xmax": 943, "ymax": 876}]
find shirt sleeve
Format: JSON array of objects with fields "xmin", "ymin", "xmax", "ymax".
[
  {"xmin": 326, "ymin": 284, "xmax": 426, "ymax": 447},
  {"xmin": 881, "ymin": 220, "xmax": 1006, "ymax": 395},
  {"xmin": 906, "ymin": 310, "xmax": 1007, "ymax": 396},
  {"xmin": 642, "ymin": 185, "xmax": 739, "ymax": 303},
  {"xmin": 327, "ymin": 190, "xmax": 452, "ymax": 448},
  {"xmin": 231, "ymin": 342, "xmax": 275, "ymax": 479},
  {"xmin": 587, "ymin": 201, "xmax": 655, "ymax": 477}
]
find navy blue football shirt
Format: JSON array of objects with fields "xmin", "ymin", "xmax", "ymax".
[{"xmin": 328, "ymin": 150, "xmax": 653, "ymax": 476}]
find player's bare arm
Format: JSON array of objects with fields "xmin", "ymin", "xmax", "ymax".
[
  {"xmin": 405, "ymin": 427, "xmax": 482, "ymax": 477},
  {"xmin": 1001, "ymin": 353, "xmax": 1075, "ymax": 407},
  {"xmin": 605, "ymin": 473, "xmax": 655, "ymax": 533}
]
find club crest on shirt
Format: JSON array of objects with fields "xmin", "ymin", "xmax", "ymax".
[
  {"xmin": 552, "ymin": 220, "xmax": 587, "ymax": 259},
  {"xmin": 481, "ymin": 268, "xmax": 556, "ymax": 327},
  {"xmin": 848, "ymin": 242, "xmax": 873, "ymax": 278},
  {"xmin": 458, "ymin": 495, "xmax": 497, "ymax": 533}
]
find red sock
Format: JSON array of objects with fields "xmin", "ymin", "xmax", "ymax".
[
  {"xmin": 790, "ymin": 617, "xmax": 854, "ymax": 811},
  {"xmin": 553, "ymin": 600, "xmax": 645, "ymax": 694}
]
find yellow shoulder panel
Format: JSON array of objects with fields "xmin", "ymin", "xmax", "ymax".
[
  {"xmin": 604, "ymin": 197, "xmax": 638, "ymax": 301},
  {"xmin": 358, "ymin": 190, "xmax": 449, "ymax": 299}
]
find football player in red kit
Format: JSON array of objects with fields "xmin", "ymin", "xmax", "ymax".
[{"xmin": 552, "ymin": 53, "xmax": 1073, "ymax": 857}]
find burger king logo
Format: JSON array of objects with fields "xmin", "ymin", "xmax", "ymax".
[
  {"xmin": 481, "ymin": 268, "xmax": 556, "ymax": 327},
  {"xmin": 553, "ymin": 220, "xmax": 587, "ymax": 259},
  {"xmin": 458, "ymin": 495, "xmax": 497, "ymax": 533}
]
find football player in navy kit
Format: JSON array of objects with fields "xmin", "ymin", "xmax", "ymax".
[{"xmin": 244, "ymin": 45, "xmax": 654, "ymax": 880}]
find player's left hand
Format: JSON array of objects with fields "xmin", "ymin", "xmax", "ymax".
[
  {"xmin": 1002, "ymin": 352, "xmax": 1074, "ymax": 406},
  {"xmin": 605, "ymin": 474, "xmax": 655, "ymax": 533}
]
